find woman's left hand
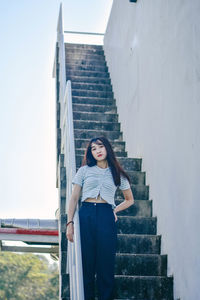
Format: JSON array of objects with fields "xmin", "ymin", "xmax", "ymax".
[{"xmin": 113, "ymin": 210, "xmax": 118, "ymax": 222}]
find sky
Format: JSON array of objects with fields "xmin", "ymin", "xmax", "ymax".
[{"xmin": 0, "ymin": 0, "xmax": 113, "ymax": 220}]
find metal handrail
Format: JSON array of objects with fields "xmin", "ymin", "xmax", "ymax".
[
  {"xmin": 64, "ymin": 30, "xmax": 104, "ymax": 36},
  {"xmin": 57, "ymin": 4, "xmax": 84, "ymax": 300}
]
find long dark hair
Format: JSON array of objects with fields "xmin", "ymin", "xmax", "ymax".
[{"xmin": 81, "ymin": 136, "xmax": 130, "ymax": 186}]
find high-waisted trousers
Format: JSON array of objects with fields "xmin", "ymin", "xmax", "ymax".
[{"xmin": 79, "ymin": 202, "xmax": 117, "ymax": 300}]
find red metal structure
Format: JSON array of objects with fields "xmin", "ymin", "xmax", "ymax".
[{"xmin": 0, "ymin": 219, "xmax": 59, "ymax": 255}]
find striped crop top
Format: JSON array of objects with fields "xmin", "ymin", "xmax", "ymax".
[{"xmin": 72, "ymin": 165, "xmax": 131, "ymax": 208}]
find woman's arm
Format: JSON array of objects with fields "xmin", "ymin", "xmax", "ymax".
[
  {"xmin": 113, "ymin": 188, "xmax": 134, "ymax": 222},
  {"xmin": 66, "ymin": 184, "xmax": 82, "ymax": 242}
]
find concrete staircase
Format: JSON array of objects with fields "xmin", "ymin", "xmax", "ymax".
[{"xmin": 65, "ymin": 43, "xmax": 174, "ymax": 300}]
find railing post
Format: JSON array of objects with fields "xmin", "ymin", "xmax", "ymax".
[{"xmin": 57, "ymin": 4, "xmax": 66, "ymax": 108}]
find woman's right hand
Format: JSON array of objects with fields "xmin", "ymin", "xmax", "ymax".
[
  {"xmin": 66, "ymin": 184, "xmax": 82, "ymax": 243},
  {"xmin": 66, "ymin": 223, "xmax": 74, "ymax": 242}
]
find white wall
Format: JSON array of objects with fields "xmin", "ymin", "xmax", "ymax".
[{"xmin": 104, "ymin": 1, "xmax": 200, "ymax": 299}]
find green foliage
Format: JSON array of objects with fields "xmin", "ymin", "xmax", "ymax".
[{"xmin": 0, "ymin": 252, "xmax": 59, "ymax": 300}]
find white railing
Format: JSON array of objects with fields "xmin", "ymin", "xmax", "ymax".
[
  {"xmin": 63, "ymin": 81, "xmax": 84, "ymax": 300},
  {"xmin": 56, "ymin": 4, "xmax": 84, "ymax": 300},
  {"xmin": 63, "ymin": 30, "xmax": 104, "ymax": 45},
  {"xmin": 64, "ymin": 30, "xmax": 104, "ymax": 36}
]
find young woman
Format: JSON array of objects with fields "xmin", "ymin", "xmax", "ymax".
[{"xmin": 66, "ymin": 136, "xmax": 134, "ymax": 300}]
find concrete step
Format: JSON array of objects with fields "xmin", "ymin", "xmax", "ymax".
[
  {"xmin": 72, "ymin": 96, "xmax": 115, "ymax": 106},
  {"xmin": 75, "ymin": 149, "xmax": 127, "ymax": 158},
  {"xmin": 65, "ymin": 42, "xmax": 103, "ymax": 51},
  {"xmin": 74, "ymin": 138, "xmax": 124, "ymax": 151},
  {"xmin": 115, "ymin": 253, "xmax": 167, "ymax": 276},
  {"xmin": 116, "ymin": 184, "xmax": 149, "ymax": 200},
  {"xmin": 66, "ymin": 56, "xmax": 106, "ymax": 66},
  {"xmin": 125, "ymin": 170, "xmax": 146, "ymax": 185},
  {"xmin": 65, "ymin": 43, "xmax": 104, "ymax": 51},
  {"xmin": 117, "ymin": 234, "xmax": 161, "ymax": 254},
  {"xmin": 72, "ymin": 88, "xmax": 113, "ymax": 98},
  {"xmin": 72, "ymin": 103, "xmax": 117, "ymax": 113},
  {"xmin": 114, "ymin": 275, "xmax": 173, "ymax": 300},
  {"xmin": 73, "ymin": 111, "xmax": 118, "ymax": 122},
  {"xmin": 67, "ymin": 75, "xmax": 111, "ymax": 85},
  {"xmin": 71, "ymin": 82, "xmax": 112, "ymax": 92},
  {"xmin": 66, "ymin": 48, "xmax": 105, "ymax": 58},
  {"xmin": 66, "ymin": 69, "xmax": 110, "ymax": 78},
  {"xmin": 75, "ymin": 155, "xmax": 142, "ymax": 171},
  {"xmin": 65, "ymin": 43, "xmax": 103, "ymax": 52},
  {"xmin": 65, "ymin": 48, "xmax": 105, "ymax": 57},
  {"xmin": 66, "ymin": 58, "xmax": 107, "ymax": 67},
  {"xmin": 73, "ymin": 129, "xmax": 122, "ymax": 140},
  {"xmin": 117, "ymin": 157, "xmax": 142, "ymax": 171},
  {"xmin": 115, "ymin": 200, "xmax": 152, "ymax": 217},
  {"xmin": 73, "ymin": 120, "xmax": 120, "ymax": 131},
  {"xmin": 67, "ymin": 63, "xmax": 108, "ymax": 73},
  {"xmin": 117, "ymin": 216, "xmax": 156, "ymax": 234}
]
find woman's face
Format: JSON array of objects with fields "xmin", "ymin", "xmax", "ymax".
[{"xmin": 91, "ymin": 140, "xmax": 107, "ymax": 162}]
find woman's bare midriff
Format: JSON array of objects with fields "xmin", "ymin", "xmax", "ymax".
[{"xmin": 84, "ymin": 195, "xmax": 107, "ymax": 203}]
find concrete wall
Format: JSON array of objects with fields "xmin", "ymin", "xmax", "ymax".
[{"xmin": 104, "ymin": 1, "xmax": 200, "ymax": 299}]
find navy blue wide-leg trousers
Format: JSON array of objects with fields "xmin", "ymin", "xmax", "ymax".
[{"xmin": 79, "ymin": 202, "xmax": 117, "ymax": 300}]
